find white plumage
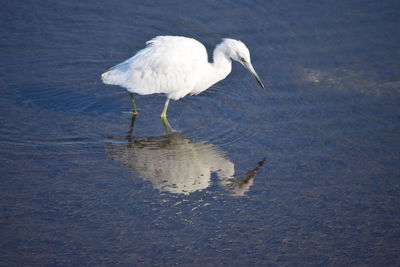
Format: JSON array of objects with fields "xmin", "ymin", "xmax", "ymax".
[{"xmin": 101, "ymin": 36, "xmax": 264, "ymax": 117}]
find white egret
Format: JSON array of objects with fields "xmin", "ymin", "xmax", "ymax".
[{"xmin": 101, "ymin": 36, "xmax": 265, "ymax": 118}]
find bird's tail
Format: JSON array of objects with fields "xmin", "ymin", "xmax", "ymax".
[
  {"xmin": 101, "ymin": 71, "xmax": 111, "ymax": 84},
  {"xmin": 101, "ymin": 70, "xmax": 122, "ymax": 86},
  {"xmin": 101, "ymin": 63, "xmax": 131, "ymax": 87}
]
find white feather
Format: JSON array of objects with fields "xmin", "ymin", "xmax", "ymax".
[{"xmin": 102, "ymin": 36, "xmax": 264, "ymax": 102}]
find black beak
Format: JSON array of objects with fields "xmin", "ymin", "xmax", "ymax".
[{"xmin": 243, "ymin": 62, "xmax": 265, "ymax": 89}]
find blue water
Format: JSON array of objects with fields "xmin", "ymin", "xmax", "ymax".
[{"xmin": 1, "ymin": 0, "xmax": 399, "ymax": 265}]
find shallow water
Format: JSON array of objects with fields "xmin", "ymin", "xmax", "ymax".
[{"xmin": 1, "ymin": 0, "xmax": 400, "ymax": 265}]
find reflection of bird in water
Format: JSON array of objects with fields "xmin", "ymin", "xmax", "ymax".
[
  {"xmin": 220, "ymin": 158, "xmax": 266, "ymax": 196},
  {"xmin": 101, "ymin": 36, "xmax": 265, "ymax": 118},
  {"xmin": 106, "ymin": 116, "xmax": 265, "ymax": 196}
]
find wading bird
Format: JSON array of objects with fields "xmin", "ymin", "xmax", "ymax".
[{"xmin": 101, "ymin": 36, "xmax": 265, "ymax": 118}]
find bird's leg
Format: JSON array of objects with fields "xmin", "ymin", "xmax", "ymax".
[
  {"xmin": 160, "ymin": 98, "xmax": 170, "ymax": 119},
  {"xmin": 128, "ymin": 92, "xmax": 138, "ymax": 115},
  {"xmin": 127, "ymin": 114, "xmax": 136, "ymax": 144},
  {"xmin": 161, "ymin": 116, "xmax": 172, "ymax": 134}
]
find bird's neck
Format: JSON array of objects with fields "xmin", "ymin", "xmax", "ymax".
[
  {"xmin": 194, "ymin": 43, "xmax": 232, "ymax": 94},
  {"xmin": 210, "ymin": 44, "xmax": 232, "ymax": 82}
]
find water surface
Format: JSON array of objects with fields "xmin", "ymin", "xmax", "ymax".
[{"xmin": 1, "ymin": 0, "xmax": 399, "ymax": 265}]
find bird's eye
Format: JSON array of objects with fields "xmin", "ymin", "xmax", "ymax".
[{"xmin": 240, "ymin": 56, "xmax": 246, "ymax": 62}]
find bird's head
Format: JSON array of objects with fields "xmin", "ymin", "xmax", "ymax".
[{"xmin": 221, "ymin": 38, "xmax": 265, "ymax": 89}]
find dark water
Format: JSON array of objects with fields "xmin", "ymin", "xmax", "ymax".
[{"xmin": 1, "ymin": 0, "xmax": 400, "ymax": 265}]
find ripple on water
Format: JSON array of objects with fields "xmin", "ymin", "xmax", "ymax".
[
  {"xmin": 174, "ymin": 81, "xmax": 266, "ymax": 145},
  {"xmin": 0, "ymin": 98, "xmax": 116, "ymax": 158}
]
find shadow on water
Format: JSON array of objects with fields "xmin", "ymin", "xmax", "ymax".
[{"xmin": 106, "ymin": 115, "xmax": 266, "ymax": 196}]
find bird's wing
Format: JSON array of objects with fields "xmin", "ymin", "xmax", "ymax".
[{"xmin": 102, "ymin": 36, "xmax": 208, "ymax": 99}]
